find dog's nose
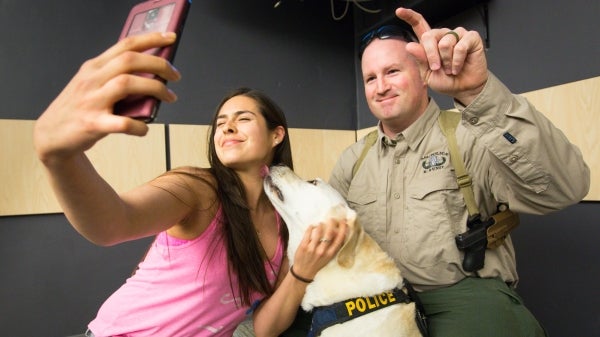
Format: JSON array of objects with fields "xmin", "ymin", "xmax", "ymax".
[
  {"xmin": 264, "ymin": 176, "xmax": 284, "ymax": 202},
  {"xmin": 260, "ymin": 165, "xmax": 270, "ymax": 178}
]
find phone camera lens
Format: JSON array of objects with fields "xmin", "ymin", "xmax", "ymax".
[{"xmin": 146, "ymin": 8, "xmax": 159, "ymax": 22}]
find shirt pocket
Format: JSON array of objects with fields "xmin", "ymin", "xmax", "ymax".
[
  {"xmin": 403, "ymin": 170, "xmax": 465, "ymax": 268},
  {"xmin": 347, "ymin": 189, "xmax": 376, "ymax": 205},
  {"xmin": 346, "ymin": 185, "xmax": 385, "ymax": 243}
]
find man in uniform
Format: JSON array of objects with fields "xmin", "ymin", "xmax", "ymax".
[{"xmin": 329, "ymin": 7, "xmax": 590, "ymax": 337}]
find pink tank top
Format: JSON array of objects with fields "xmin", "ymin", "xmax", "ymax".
[{"xmin": 88, "ymin": 207, "xmax": 284, "ymax": 337}]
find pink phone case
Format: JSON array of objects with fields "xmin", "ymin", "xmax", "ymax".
[{"xmin": 113, "ymin": 0, "xmax": 191, "ymax": 123}]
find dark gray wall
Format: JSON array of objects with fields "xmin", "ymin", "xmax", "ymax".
[
  {"xmin": 0, "ymin": 214, "xmax": 154, "ymax": 336},
  {"xmin": 512, "ymin": 203, "xmax": 600, "ymax": 337},
  {"xmin": 0, "ymin": 0, "xmax": 356, "ymax": 128},
  {"xmin": 1, "ymin": 0, "xmax": 599, "ymax": 336}
]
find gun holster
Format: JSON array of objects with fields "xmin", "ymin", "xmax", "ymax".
[
  {"xmin": 455, "ymin": 206, "xmax": 519, "ymax": 272},
  {"xmin": 485, "ymin": 208, "xmax": 520, "ymax": 249}
]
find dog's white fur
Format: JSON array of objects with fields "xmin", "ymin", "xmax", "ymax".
[{"xmin": 263, "ymin": 165, "xmax": 422, "ymax": 337}]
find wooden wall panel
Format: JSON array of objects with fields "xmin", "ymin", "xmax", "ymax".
[
  {"xmin": 168, "ymin": 124, "xmax": 356, "ymax": 181},
  {"xmin": 288, "ymin": 128, "xmax": 356, "ymax": 180},
  {"xmin": 0, "ymin": 120, "xmax": 54, "ymax": 216},
  {"xmin": 357, "ymin": 126, "xmax": 377, "ymax": 140},
  {"xmin": 86, "ymin": 124, "xmax": 168, "ymax": 195},
  {"xmin": 168, "ymin": 124, "xmax": 211, "ymax": 169},
  {"xmin": 0, "ymin": 120, "xmax": 167, "ymax": 216}
]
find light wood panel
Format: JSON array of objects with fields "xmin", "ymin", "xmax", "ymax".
[
  {"xmin": 168, "ymin": 124, "xmax": 211, "ymax": 169},
  {"xmin": 168, "ymin": 124, "xmax": 356, "ymax": 181},
  {"xmin": 357, "ymin": 126, "xmax": 377, "ymax": 140},
  {"xmin": 0, "ymin": 120, "xmax": 167, "ymax": 216},
  {"xmin": 288, "ymin": 128, "xmax": 356, "ymax": 180}
]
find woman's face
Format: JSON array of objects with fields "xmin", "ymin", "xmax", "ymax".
[{"xmin": 214, "ymin": 95, "xmax": 278, "ymax": 170}]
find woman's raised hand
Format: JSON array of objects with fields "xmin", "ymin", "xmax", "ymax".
[{"xmin": 34, "ymin": 32, "xmax": 181, "ymax": 163}]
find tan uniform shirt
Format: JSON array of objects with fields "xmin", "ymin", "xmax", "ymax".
[{"xmin": 329, "ymin": 73, "xmax": 590, "ymax": 291}]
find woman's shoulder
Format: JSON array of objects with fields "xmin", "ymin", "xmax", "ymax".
[
  {"xmin": 169, "ymin": 165, "xmax": 213, "ymax": 176},
  {"xmin": 150, "ymin": 166, "xmax": 219, "ymax": 207},
  {"xmin": 156, "ymin": 167, "xmax": 221, "ymax": 239},
  {"xmin": 165, "ymin": 166, "xmax": 218, "ymax": 186}
]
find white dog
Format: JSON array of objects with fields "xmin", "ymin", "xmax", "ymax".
[{"xmin": 263, "ymin": 165, "xmax": 425, "ymax": 337}]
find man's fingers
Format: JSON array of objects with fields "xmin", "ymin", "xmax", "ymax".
[
  {"xmin": 440, "ymin": 29, "xmax": 483, "ymax": 75},
  {"xmin": 438, "ymin": 30, "xmax": 460, "ymax": 74},
  {"xmin": 395, "ymin": 7, "xmax": 431, "ymax": 39},
  {"xmin": 404, "ymin": 40, "xmax": 433, "ymax": 83}
]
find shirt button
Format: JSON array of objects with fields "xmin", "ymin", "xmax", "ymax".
[
  {"xmin": 508, "ymin": 155, "xmax": 519, "ymax": 163},
  {"xmin": 393, "ymin": 193, "xmax": 400, "ymax": 199},
  {"xmin": 395, "ymin": 158, "xmax": 401, "ymax": 164},
  {"xmin": 468, "ymin": 117, "xmax": 479, "ymax": 125}
]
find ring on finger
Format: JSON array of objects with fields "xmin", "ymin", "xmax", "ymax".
[
  {"xmin": 444, "ymin": 30, "xmax": 460, "ymax": 43},
  {"xmin": 318, "ymin": 238, "xmax": 331, "ymax": 244}
]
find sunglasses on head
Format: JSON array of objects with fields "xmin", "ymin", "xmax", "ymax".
[{"xmin": 359, "ymin": 25, "xmax": 417, "ymax": 57}]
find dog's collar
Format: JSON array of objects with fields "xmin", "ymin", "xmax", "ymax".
[{"xmin": 307, "ymin": 286, "xmax": 412, "ymax": 337}]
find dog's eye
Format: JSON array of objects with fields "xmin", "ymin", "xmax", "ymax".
[{"xmin": 307, "ymin": 180, "xmax": 318, "ymax": 186}]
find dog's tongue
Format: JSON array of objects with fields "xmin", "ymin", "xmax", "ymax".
[{"xmin": 260, "ymin": 165, "xmax": 270, "ymax": 178}]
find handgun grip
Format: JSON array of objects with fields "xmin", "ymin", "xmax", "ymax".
[
  {"xmin": 461, "ymin": 243, "xmax": 486, "ymax": 272},
  {"xmin": 455, "ymin": 227, "xmax": 488, "ymax": 272}
]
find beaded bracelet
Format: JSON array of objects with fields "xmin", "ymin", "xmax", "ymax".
[{"xmin": 289, "ymin": 265, "xmax": 313, "ymax": 283}]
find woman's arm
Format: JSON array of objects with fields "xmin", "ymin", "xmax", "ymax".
[
  {"xmin": 33, "ymin": 32, "xmax": 188, "ymax": 245},
  {"xmin": 253, "ymin": 219, "xmax": 347, "ymax": 337}
]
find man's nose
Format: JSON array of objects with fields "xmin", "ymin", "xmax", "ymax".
[{"xmin": 376, "ymin": 77, "xmax": 390, "ymax": 93}]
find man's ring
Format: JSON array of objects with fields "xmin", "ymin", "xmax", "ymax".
[
  {"xmin": 319, "ymin": 238, "xmax": 331, "ymax": 243},
  {"xmin": 444, "ymin": 30, "xmax": 460, "ymax": 43}
]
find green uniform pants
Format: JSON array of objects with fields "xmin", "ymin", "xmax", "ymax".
[
  {"xmin": 280, "ymin": 277, "xmax": 546, "ymax": 337},
  {"xmin": 418, "ymin": 277, "xmax": 547, "ymax": 337}
]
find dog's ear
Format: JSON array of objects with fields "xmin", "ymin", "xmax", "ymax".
[{"xmin": 336, "ymin": 210, "xmax": 360, "ymax": 268}]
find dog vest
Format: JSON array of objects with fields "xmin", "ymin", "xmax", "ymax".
[{"xmin": 307, "ymin": 287, "xmax": 411, "ymax": 337}]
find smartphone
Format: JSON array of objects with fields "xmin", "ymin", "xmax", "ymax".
[{"xmin": 114, "ymin": 0, "xmax": 191, "ymax": 123}]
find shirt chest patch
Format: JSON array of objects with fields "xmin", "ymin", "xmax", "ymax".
[{"xmin": 421, "ymin": 152, "xmax": 449, "ymax": 172}]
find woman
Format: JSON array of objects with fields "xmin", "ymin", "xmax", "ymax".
[{"xmin": 34, "ymin": 32, "xmax": 346, "ymax": 337}]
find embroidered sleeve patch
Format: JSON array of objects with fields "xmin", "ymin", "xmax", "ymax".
[{"xmin": 503, "ymin": 132, "xmax": 517, "ymax": 144}]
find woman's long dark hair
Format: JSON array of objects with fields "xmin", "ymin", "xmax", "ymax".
[{"xmin": 208, "ymin": 87, "xmax": 293, "ymax": 306}]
